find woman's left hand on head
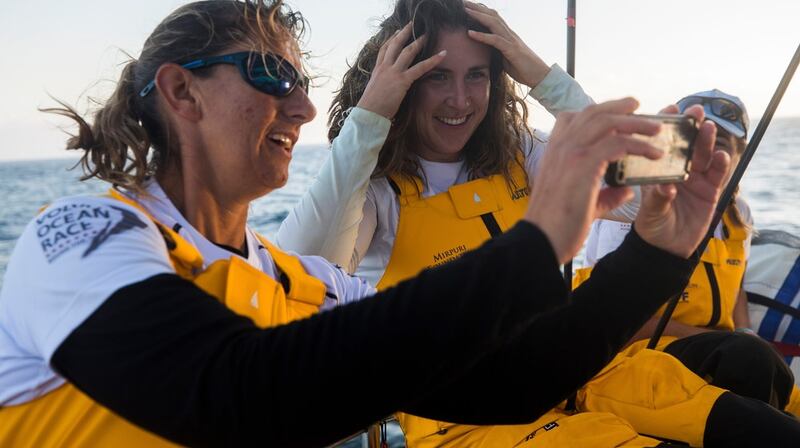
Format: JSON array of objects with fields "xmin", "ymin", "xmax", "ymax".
[
  {"xmin": 464, "ymin": 1, "xmax": 550, "ymax": 89},
  {"xmin": 357, "ymin": 23, "xmax": 447, "ymax": 120}
]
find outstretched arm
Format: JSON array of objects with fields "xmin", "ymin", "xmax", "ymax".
[
  {"xmin": 403, "ymin": 226, "xmax": 696, "ymax": 423},
  {"xmin": 53, "ymin": 222, "xmax": 564, "ymax": 448}
]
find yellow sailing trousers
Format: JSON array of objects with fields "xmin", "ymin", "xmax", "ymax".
[
  {"xmin": 578, "ymin": 340, "xmax": 725, "ymax": 448},
  {"xmin": 404, "ymin": 408, "xmax": 666, "ymax": 448}
]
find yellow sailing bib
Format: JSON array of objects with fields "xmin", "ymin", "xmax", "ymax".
[
  {"xmin": 377, "ymin": 162, "xmax": 529, "ymax": 290},
  {"xmin": 574, "ymin": 212, "xmax": 748, "ymax": 331},
  {"xmin": 378, "ymin": 164, "xmax": 535, "ymax": 446}
]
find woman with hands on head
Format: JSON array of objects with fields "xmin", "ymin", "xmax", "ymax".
[
  {"xmin": 278, "ymin": 0, "xmax": 800, "ymax": 446},
  {"xmin": 276, "ymin": 0, "xmax": 595, "ymax": 275}
]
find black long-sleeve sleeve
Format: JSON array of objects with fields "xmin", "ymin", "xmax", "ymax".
[
  {"xmin": 52, "ymin": 222, "xmax": 696, "ymax": 447},
  {"xmin": 52, "ymin": 222, "xmax": 565, "ymax": 448},
  {"xmin": 401, "ymin": 226, "xmax": 696, "ymax": 423}
]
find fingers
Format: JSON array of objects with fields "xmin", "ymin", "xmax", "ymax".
[
  {"xmin": 659, "ymin": 104, "xmax": 679, "ymax": 115},
  {"xmin": 704, "ymin": 149, "xmax": 732, "ymax": 191},
  {"xmin": 570, "ymin": 98, "xmax": 658, "ymax": 146},
  {"xmin": 679, "ymin": 144, "xmax": 730, "ymax": 205},
  {"xmin": 394, "ymin": 34, "xmax": 428, "ymax": 69},
  {"xmin": 689, "ymin": 120, "xmax": 717, "ymax": 174},
  {"xmin": 375, "ymin": 34, "xmax": 391, "ymax": 66},
  {"xmin": 464, "ymin": 0, "xmax": 500, "ymax": 17},
  {"xmin": 576, "ymin": 114, "xmax": 661, "ymax": 150},
  {"xmin": 466, "ymin": 29, "xmax": 512, "ymax": 52},
  {"xmin": 464, "ymin": 2, "xmax": 510, "ymax": 37},
  {"xmin": 582, "ymin": 97, "xmax": 641, "ymax": 116},
  {"xmin": 681, "ymin": 104, "xmax": 706, "ymax": 123},
  {"xmin": 641, "ymin": 182, "xmax": 677, "ymax": 216},
  {"xmin": 406, "ymin": 50, "xmax": 447, "ymax": 80},
  {"xmin": 603, "ymin": 134, "xmax": 664, "ymax": 161},
  {"xmin": 596, "ymin": 186, "xmax": 634, "ymax": 218},
  {"xmin": 383, "ymin": 23, "xmax": 413, "ymax": 64}
]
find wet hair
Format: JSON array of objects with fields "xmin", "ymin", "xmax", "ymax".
[
  {"xmin": 328, "ymin": 0, "xmax": 532, "ymax": 189},
  {"xmin": 42, "ymin": 0, "xmax": 307, "ymax": 194}
]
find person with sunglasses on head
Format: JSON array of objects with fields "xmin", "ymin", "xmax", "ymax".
[
  {"xmin": 0, "ymin": 1, "xmax": 786, "ymax": 447},
  {"xmin": 276, "ymin": 0, "xmax": 800, "ymax": 445}
]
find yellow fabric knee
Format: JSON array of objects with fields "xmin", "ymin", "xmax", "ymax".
[
  {"xmin": 578, "ymin": 349, "xmax": 725, "ymax": 447},
  {"xmin": 786, "ymin": 385, "xmax": 800, "ymax": 418},
  {"xmin": 511, "ymin": 412, "xmax": 663, "ymax": 448},
  {"xmin": 400, "ymin": 409, "xmax": 567, "ymax": 448},
  {"xmin": 400, "ymin": 409, "xmax": 659, "ymax": 448}
]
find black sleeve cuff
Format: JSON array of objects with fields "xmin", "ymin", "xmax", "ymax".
[{"xmin": 597, "ymin": 224, "xmax": 697, "ymax": 299}]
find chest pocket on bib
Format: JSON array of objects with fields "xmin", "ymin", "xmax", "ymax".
[
  {"xmin": 193, "ymin": 256, "xmax": 324, "ymax": 328},
  {"xmin": 448, "ymin": 179, "xmax": 501, "ymax": 218}
]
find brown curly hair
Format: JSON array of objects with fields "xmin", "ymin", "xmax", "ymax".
[
  {"xmin": 42, "ymin": 0, "xmax": 307, "ymax": 194},
  {"xmin": 328, "ymin": 0, "xmax": 532, "ymax": 189}
]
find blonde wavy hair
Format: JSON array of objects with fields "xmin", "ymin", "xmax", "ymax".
[
  {"xmin": 43, "ymin": 0, "xmax": 307, "ymax": 194},
  {"xmin": 328, "ymin": 0, "xmax": 532, "ymax": 189}
]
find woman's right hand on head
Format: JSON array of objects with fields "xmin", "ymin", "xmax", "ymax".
[
  {"xmin": 357, "ymin": 23, "xmax": 447, "ymax": 120},
  {"xmin": 524, "ymin": 98, "xmax": 664, "ymax": 264},
  {"xmin": 464, "ymin": 1, "xmax": 550, "ymax": 89}
]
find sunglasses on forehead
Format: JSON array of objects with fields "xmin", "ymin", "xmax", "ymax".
[
  {"xmin": 139, "ymin": 51, "xmax": 309, "ymax": 98},
  {"xmin": 676, "ymin": 96, "xmax": 747, "ymax": 138}
]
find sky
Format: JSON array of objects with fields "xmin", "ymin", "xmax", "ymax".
[{"xmin": 1, "ymin": 0, "xmax": 799, "ymax": 161}]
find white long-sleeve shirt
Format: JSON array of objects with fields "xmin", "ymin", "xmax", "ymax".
[{"xmin": 277, "ymin": 64, "xmax": 606, "ymax": 285}]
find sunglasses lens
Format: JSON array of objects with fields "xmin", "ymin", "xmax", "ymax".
[
  {"xmin": 677, "ymin": 97, "xmax": 702, "ymax": 111},
  {"xmin": 247, "ymin": 54, "xmax": 301, "ymax": 96},
  {"xmin": 679, "ymin": 96, "xmax": 745, "ymax": 135},
  {"xmin": 711, "ymin": 99, "xmax": 740, "ymax": 122}
]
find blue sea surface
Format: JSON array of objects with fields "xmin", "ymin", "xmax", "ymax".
[{"xmin": 0, "ymin": 145, "xmax": 329, "ymax": 289}]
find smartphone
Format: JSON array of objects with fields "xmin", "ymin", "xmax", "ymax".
[{"xmin": 605, "ymin": 114, "xmax": 699, "ymax": 187}]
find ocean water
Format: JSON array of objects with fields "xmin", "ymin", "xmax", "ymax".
[
  {"xmin": 0, "ymin": 145, "xmax": 329, "ymax": 290},
  {"xmin": 2, "ymin": 118, "xmax": 800, "ymax": 289}
]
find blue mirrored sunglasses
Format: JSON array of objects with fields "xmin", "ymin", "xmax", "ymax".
[
  {"xmin": 139, "ymin": 51, "xmax": 309, "ymax": 98},
  {"xmin": 677, "ymin": 96, "xmax": 746, "ymax": 137}
]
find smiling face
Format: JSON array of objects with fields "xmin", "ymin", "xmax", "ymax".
[
  {"xmin": 412, "ymin": 29, "xmax": 491, "ymax": 162},
  {"xmin": 192, "ymin": 46, "xmax": 316, "ymax": 201}
]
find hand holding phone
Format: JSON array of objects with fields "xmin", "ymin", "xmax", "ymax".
[{"xmin": 605, "ymin": 114, "xmax": 699, "ymax": 187}]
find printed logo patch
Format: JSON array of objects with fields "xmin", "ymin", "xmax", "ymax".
[
  {"xmin": 521, "ymin": 421, "xmax": 560, "ymax": 443},
  {"xmin": 36, "ymin": 203, "xmax": 147, "ymax": 262},
  {"xmin": 431, "ymin": 244, "xmax": 467, "ymax": 267},
  {"xmin": 511, "ymin": 186, "xmax": 530, "ymax": 200}
]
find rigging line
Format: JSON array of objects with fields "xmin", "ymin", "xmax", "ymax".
[{"xmin": 563, "ymin": 0, "xmax": 576, "ymax": 292}]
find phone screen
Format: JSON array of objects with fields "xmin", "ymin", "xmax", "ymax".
[{"xmin": 606, "ymin": 114, "xmax": 698, "ymax": 186}]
